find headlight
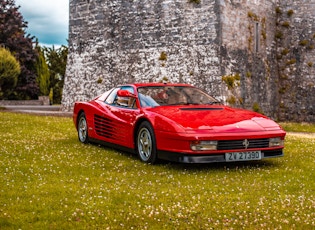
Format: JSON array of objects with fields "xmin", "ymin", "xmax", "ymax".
[
  {"xmin": 191, "ymin": 141, "xmax": 218, "ymax": 151},
  {"xmin": 269, "ymin": 137, "xmax": 284, "ymax": 147}
]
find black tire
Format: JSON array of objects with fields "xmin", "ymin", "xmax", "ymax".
[
  {"xmin": 136, "ymin": 121, "xmax": 157, "ymax": 164},
  {"xmin": 77, "ymin": 112, "xmax": 89, "ymax": 143}
]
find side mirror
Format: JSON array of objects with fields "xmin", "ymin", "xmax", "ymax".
[{"xmin": 117, "ymin": 90, "xmax": 137, "ymax": 98}]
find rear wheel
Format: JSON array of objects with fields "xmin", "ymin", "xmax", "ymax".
[
  {"xmin": 78, "ymin": 112, "xmax": 89, "ymax": 143},
  {"xmin": 136, "ymin": 121, "xmax": 157, "ymax": 164}
]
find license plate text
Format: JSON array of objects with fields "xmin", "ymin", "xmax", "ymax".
[{"xmin": 225, "ymin": 151, "xmax": 262, "ymax": 162}]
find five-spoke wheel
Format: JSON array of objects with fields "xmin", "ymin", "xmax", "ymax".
[
  {"xmin": 136, "ymin": 121, "xmax": 157, "ymax": 164},
  {"xmin": 78, "ymin": 112, "xmax": 89, "ymax": 143}
]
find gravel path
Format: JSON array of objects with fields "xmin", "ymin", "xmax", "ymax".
[{"xmin": 1, "ymin": 105, "xmax": 72, "ymax": 117}]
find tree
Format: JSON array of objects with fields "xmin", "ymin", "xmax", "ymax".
[
  {"xmin": 44, "ymin": 45, "xmax": 68, "ymax": 104},
  {"xmin": 0, "ymin": 0, "xmax": 39, "ymax": 99},
  {"xmin": 35, "ymin": 43, "xmax": 50, "ymax": 96},
  {"xmin": 0, "ymin": 47, "xmax": 20, "ymax": 98}
]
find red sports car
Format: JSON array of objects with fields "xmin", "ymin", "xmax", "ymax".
[{"xmin": 73, "ymin": 83, "xmax": 286, "ymax": 163}]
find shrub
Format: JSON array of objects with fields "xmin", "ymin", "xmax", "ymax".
[
  {"xmin": 261, "ymin": 30, "xmax": 267, "ymax": 40},
  {"xmin": 275, "ymin": 6, "xmax": 282, "ymax": 15},
  {"xmin": 281, "ymin": 21, "xmax": 290, "ymax": 27},
  {"xmin": 159, "ymin": 51, "xmax": 167, "ymax": 61},
  {"xmin": 275, "ymin": 31, "xmax": 283, "ymax": 39},
  {"xmin": 226, "ymin": 95, "xmax": 236, "ymax": 105},
  {"xmin": 159, "ymin": 76, "xmax": 169, "ymax": 83},
  {"xmin": 281, "ymin": 48, "xmax": 290, "ymax": 56},
  {"xmin": 97, "ymin": 77, "xmax": 103, "ymax": 84},
  {"xmin": 286, "ymin": 58, "xmax": 296, "ymax": 65},
  {"xmin": 222, "ymin": 73, "xmax": 241, "ymax": 90},
  {"xmin": 299, "ymin": 40, "xmax": 309, "ymax": 46},
  {"xmin": 0, "ymin": 48, "xmax": 21, "ymax": 99},
  {"xmin": 189, "ymin": 0, "xmax": 200, "ymax": 4},
  {"xmin": 247, "ymin": 11, "xmax": 259, "ymax": 21},
  {"xmin": 252, "ymin": 102, "xmax": 263, "ymax": 114},
  {"xmin": 287, "ymin": 9, "xmax": 294, "ymax": 17}
]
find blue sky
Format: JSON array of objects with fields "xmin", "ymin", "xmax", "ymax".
[{"xmin": 15, "ymin": 0, "xmax": 69, "ymax": 47}]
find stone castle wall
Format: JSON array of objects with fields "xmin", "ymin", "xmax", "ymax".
[
  {"xmin": 62, "ymin": 0, "xmax": 315, "ymax": 122},
  {"xmin": 276, "ymin": 0, "xmax": 315, "ymax": 121},
  {"xmin": 63, "ymin": 0, "xmax": 223, "ymax": 110},
  {"xmin": 219, "ymin": 0, "xmax": 280, "ymax": 118}
]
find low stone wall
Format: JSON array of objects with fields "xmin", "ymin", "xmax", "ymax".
[{"xmin": 0, "ymin": 96, "xmax": 50, "ymax": 106}]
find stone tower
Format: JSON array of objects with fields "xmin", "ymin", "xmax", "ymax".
[{"xmin": 62, "ymin": 0, "xmax": 315, "ymax": 122}]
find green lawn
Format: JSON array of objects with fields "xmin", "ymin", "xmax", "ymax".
[
  {"xmin": 279, "ymin": 122, "xmax": 315, "ymax": 133},
  {"xmin": 0, "ymin": 112, "xmax": 314, "ymax": 229}
]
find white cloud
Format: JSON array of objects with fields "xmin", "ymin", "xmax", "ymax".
[{"xmin": 15, "ymin": 0, "xmax": 69, "ymax": 47}]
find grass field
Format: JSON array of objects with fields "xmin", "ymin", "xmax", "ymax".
[
  {"xmin": 279, "ymin": 122, "xmax": 315, "ymax": 133},
  {"xmin": 0, "ymin": 112, "xmax": 314, "ymax": 229}
]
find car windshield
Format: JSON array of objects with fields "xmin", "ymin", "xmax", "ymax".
[{"xmin": 137, "ymin": 86, "xmax": 219, "ymax": 108}]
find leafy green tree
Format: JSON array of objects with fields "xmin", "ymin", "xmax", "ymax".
[
  {"xmin": 44, "ymin": 45, "xmax": 68, "ymax": 104},
  {"xmin": 0, "ymin": 0, "xmax": 39, "ymax": 99},
  {"xmin": 0, "ymin": 47, "xmax": 21, "ymax": 98},
  {"xmin": 35, "ymin": 44, "xmax": 50, "ymax": 96}
]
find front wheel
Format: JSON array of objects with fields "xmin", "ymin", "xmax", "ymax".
[
  {"xmin": 136, "ymin": 121, "xmax": 157, "ymax": 164},
  {"xmin": 78, "ymin": 112, "xmax": 89, "ymax": 143}
]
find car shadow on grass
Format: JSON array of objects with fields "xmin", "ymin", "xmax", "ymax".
[
  {"xmin": 81, "ymin": 141, "xmax": 281, "ymax": 172},
  {"xmin": 163, "ymin": 159, "xmax": 281, "ymax": 172}
]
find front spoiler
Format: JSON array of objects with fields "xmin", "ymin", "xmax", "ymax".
[{"xmin": 158, "ymin": 149, "xmax": 284, "ymax": 163}]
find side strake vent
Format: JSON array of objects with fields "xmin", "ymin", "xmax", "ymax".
[
  {"xmin": 94, "ymin": 114, "xmax": 127, "ymax": 140},
  {"xmin": 94, "ymin": 114, "xmax": 114, "ymax": 138}
]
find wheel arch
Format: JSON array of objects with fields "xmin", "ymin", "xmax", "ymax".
[
  {"xmin": 133, "ymin": 118, "xmax": 154, "ymax": 150},
  {"xmin": 76, "ymin": 109, "xmax": 86, "ymax": 130}
]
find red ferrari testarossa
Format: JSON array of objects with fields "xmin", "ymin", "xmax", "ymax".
[{"xmin": 73, "ymin": 83, "xmax": 286, "ymax": 163}]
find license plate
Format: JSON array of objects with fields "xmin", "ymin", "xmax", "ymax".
[{"xmin": 225, "ymin": 151, "xmax": 262, "ymax": 162}]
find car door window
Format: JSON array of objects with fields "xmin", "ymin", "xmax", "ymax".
[
  {"xmin": 117, "ymin": 86, "xmax": 136, "ymax": 108},
  {"xmin": 105, "ymin": 86, "xmax": 137, "ymax": 109},
  {"xmin": 105, "ymin": 88, "xmax": 120, "ymax": 104}
]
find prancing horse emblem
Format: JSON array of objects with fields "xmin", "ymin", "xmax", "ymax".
[{"xmin": 243, "ymin": 139, "xmax": 250, "ymax": 149}]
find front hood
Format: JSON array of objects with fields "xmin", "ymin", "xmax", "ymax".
[{"xmin": 148, "ymin": 105, "xmax": 281, "ymax": 133}]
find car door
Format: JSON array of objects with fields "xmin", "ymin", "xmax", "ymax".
[{"xmin": 95, "ymin": 86, "xmax": 140, "ymax": 149}]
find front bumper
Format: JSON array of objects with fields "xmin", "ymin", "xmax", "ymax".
[{"xmin": 158, "ymin": 149, "xmax": 284, "ymax": 163}]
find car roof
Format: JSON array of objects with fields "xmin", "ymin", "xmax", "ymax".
[{"xmin": 122, "ymin": 83, "xmax": 194, "ymax": 88}]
